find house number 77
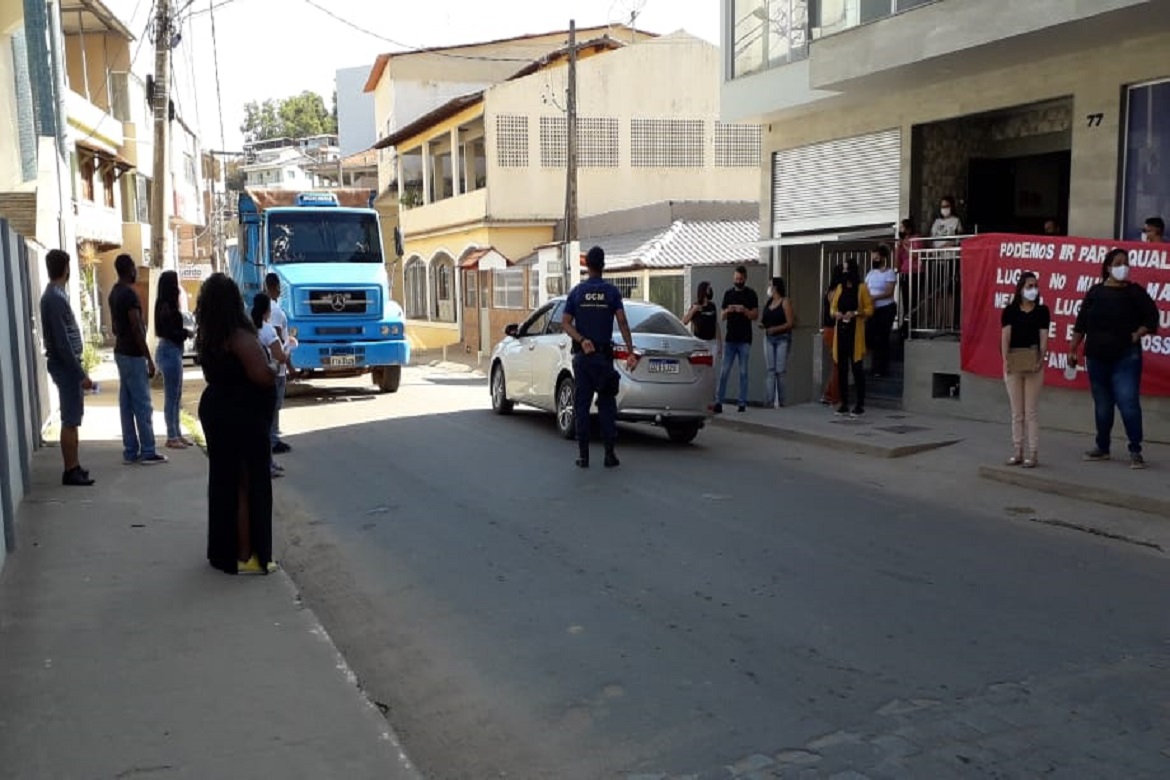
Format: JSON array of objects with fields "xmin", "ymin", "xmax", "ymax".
[{"xmin": 1086, "ymin": 113, "xmax": 1104, "ymax": 127}]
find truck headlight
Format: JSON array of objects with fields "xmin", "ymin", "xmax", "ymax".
[{"xmin": 380, "ymin": 325, "xmax": 391, "ymax": 336}]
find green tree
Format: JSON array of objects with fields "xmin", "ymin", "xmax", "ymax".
[{"xmin": 240, "ymin": 92, "xmax": 337, "ymax": 141}]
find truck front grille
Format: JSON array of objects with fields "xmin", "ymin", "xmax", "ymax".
[{"xmin": 307, "ymin": 290, "xmax": 369, "ymax": 315}]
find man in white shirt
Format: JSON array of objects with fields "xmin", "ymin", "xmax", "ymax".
[
  {"xmin": 865, "ymin": 244, "xmax": 899, "ymax": 378},
  {"xmin": 265, "ymin": 273, "xmax": 292, "ymax": 454}
]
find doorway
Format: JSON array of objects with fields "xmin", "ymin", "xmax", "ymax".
[{"xmin": 968, "ymin": 151, "xmax": 1071, "ymax": 235}]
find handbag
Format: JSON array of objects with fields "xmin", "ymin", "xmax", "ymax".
[{"xmin": 1006, "ymin": 347, "xmax": 1040, "ymax": 374}]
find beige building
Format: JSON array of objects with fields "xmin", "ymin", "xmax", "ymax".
[
  {"xmin": 721, "ymin": 0, "xmax": 1170, "ymax": 440},
  {"xmin": 374, "ymin": 31, "xmax": 762, "ymax": 352}
]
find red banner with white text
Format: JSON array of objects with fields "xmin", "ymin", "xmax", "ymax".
[{"xmin": 960, "ymin": 234, "xmax": 1170, "ymax": 396}]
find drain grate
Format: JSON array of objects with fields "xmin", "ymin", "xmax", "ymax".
[{"xmin": 876, "ymin": 424, "xmax": 930, "ymax": 435}]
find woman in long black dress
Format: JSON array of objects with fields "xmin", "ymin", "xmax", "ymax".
[{"xmin": 196, "ymin": 274, "xmax": 277, "ymax": 574}]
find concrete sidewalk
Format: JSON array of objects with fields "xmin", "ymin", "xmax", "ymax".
[
  {"xmin": 711, "ymin": 404, "xmax": 1170, "ymax": 519},
  {"xmin": 0, "ymin": 382, "xmax": 420, "ymax": 778}
]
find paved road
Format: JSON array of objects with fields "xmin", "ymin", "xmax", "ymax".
[{"xmin": 270, "ymin": 367, "xmax": 1170, "ymax": 780}]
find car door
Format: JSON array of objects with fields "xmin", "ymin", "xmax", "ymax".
[
  {"xmin": 529, "ymin": 300, "xmax": 570, "ymax": 407},
  {"xmin": 508, "ymin": 303, "xmax": 555, "ymax": 402}
]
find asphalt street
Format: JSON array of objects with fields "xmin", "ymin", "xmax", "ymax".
[{"xmin": 268, "ymin": 366, "xmax": 1170, "ymax": 780}]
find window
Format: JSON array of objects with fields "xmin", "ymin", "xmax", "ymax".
[
  {"xmin": 285, "ymin": 169, "xmax": 295, "ymax": 180},
  {"xmin": 103, "ymin": 165, "xmax": 116, "ymax": 208},
  {"xmin": 184, "ymin": 153, "xmax": 197, "ymax": 185},
  {"xmin": 1121, "ymin": 78, "xmax": 1170, "ymax": 241},
  {"xmin": 606, "ymin": 274, "xmax": 642, "ymax": 300},
  {"xmin": 631, "ymin": 119, "xmax": 705, "ymax": 168},
  {"xmin": 716, "ymin": 123, "xmax": 762, "ymax": 167},
  {"xmin": 492, "ymin": 268, "xmax": 524, "ymax": 309},
  {"xmin": 528, "ymin": 267, "xmax": 540, "ymax": 309},
  {"xmin": 496, "ymin": 115, "xmax": 529, "ymax": 167},
  {"xmin": 520, "ymin": 303, "xmax": 554, "ymax": 336},
  {"xmin": 136, "ymin": 175, "xmax": 150, "ymax": 223},
  {"xmin": 268, "ymin": 212, "xmax": 382, "ymax": 264},
  {"xmin": 464, "ymin": 271, "xmax": 478, "ymax": 307},
  {"xmin": 79, "ymin": 152, "xmax": 96, "ymax": 202},
  {"xmin": 404, "ymin": 259, "xmax": 427, "ymax": 318},
  {"xmin": 730, "ymin": 0, "xmax": 809, "ymax": 78},
  {"xmin": 541, "ymin": 117, "xmax": 621, "ymax": 168},
  {"xmin": 540, "ymin": 116, "xmax": 567, "ymax": 168},
  {"xmin": 400, "ymin": 147, "xmax": 424, "ymax": 208},
  {"xmin": 624, "ymin": 303, "xmax": 692, "ymax": 336},
  {"xmin": 811, "ymin": 0, "xmax": 937, "ymax": 39}
]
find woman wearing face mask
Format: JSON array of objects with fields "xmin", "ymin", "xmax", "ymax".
[
  {"xmin": 683, "ymin": 281, "xmax": 721, "ymax": 404},
  {"xmin": 820, "ymin": 265, "xmax": 844, "ymax": 406},
  {"xmin": 830, "ymin": 261, "xmax": 875, "ymax": 417},
  {"xmin": 930, "ymin": 196, "xmax": 964, "ymax": 247},
  {"xmin": 896, "ymin": 219, "xmax": 920, "ymax": 333},
  {"xmin": 759, "ymin": 277, "xmax": 795, "ymax": 408},
  {"xmin": 1000, "ymin": 272, "xmax": 1050, "ymax": 468},
  {"xmin": 1068, "ymin": 249, "xmax": 1160, "ymax": 469}
]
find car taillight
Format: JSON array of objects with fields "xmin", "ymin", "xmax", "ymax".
[
  {"xmin": 612, "ymin": 344, "xmax": 631, "ymax": 361},
  {"xmin": 688, "ymin": 350, "xmax": 714, "ymax": 366}
]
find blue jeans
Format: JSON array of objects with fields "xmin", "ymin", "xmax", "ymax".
[
  {"xmin": 155, "ymin": 340, "xmax": 184, "ymax": 439},
  {"xmin": 1087, "ymin": 346, "xmax": 1144, "ymax": 455},
  {"xmin": 114, "ymin": 353, "xmax": 157, "ymax": 460},
  {"xmin": 718, "ymin": 341, "xmax": 751, "ymax": 407},
  {"xmin": 763, "ymin": 334, "xmax": 791, "ymax": 406},
  {"xmin": 271, "ymin": 374, "xmax": 286, "ymax": 445}
]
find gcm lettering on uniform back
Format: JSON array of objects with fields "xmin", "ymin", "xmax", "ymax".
[{"xmin": 584, "ymin": 293, "xmax": 608, "ymax": 302}]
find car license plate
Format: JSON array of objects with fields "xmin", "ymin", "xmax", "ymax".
[
  {"xmin": 647, "ymin": 358, "xmax": 680, "ymax": 374},
  {"xmin": 329, "ymin": 355, "xmax": 356, "ymax": 367}
]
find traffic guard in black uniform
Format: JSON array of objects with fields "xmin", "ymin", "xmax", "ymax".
[{"xmin": 562, "ymin": 246, "xmax": 640, "ymax": 468}]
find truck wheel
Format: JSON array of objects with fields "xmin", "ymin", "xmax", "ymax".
[{"xmin": 374, "ymin": 365, "xmax": 402, "ymax": 393}]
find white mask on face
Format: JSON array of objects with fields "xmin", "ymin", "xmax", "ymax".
[
  {"xmin": 1110, "ymin": 264, "xmax": 1130, "ymax": 282},
  {"xmin": 1141, "ymin": 232, "xmax": 1150, "ymax": 243},
  {"xmin": 1022, "ymin": 288, "xmax": 1039, "ymax": 302},
  {"xmin": 765, "ymin": 287, "xmax": 773, "ymax": 298},
  {"xmin": 940, "ymin": 207, "xmax": 952, "ymax": 218}
]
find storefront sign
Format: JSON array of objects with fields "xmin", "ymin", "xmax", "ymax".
[
  {"xmin": 960, "ymin": 234, "xmax": 1170, "ymax": 396},
  {"xmin": 179, "ymin": 263, "xmax": 211, "ymax": 282}
]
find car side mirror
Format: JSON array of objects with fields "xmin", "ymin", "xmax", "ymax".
[{"xmin": 504, "ymin": 323, "xmax": 520, "ymax": 338}]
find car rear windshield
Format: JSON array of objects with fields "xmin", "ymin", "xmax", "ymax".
[{"xmin": 622, "ymin": 304, "xmax": 692, "ymax": 337}]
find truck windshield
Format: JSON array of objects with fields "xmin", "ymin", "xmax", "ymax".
[{"xmin": 268, "ymin": 212, "xmax": 382, "ymax": 264}]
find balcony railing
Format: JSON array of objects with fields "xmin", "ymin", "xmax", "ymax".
[
  {"xmin": 730, "ymin": 0, "xmax": 810, "ymax": 78},
  {"xmin": 905, "ymin": 235, "xmax": 971, "ymax": 339}
]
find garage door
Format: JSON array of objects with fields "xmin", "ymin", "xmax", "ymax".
[{"xmin": 771, "ymin": 128, "xmax": 901, "ymax": 234}]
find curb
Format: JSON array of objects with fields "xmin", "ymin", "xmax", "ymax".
[
  {"xmin": 978, "ymin": 464, "xmax": 1170, "ymax": 519},
  {"xmin": 710, "ymin": 416, "xmax": 961, "ymax": 459}
]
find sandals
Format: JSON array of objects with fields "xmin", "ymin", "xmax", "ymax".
[{"xmin": 1006, "ymin": 454, "xmax": 1023, "ymax": 466}]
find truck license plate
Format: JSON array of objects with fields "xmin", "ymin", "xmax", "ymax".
[
  {"xmin": 329, "ymin": 355, "xmax": 356, "ymax": 367},
  {"xmin": 648, "ymin": 358, "xmax": 680, "ymax": 374}
]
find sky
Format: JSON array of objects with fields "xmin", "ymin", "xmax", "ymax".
[{"xmin": 104, "ymin": 0, "xmax": 720, "ymax": 152}]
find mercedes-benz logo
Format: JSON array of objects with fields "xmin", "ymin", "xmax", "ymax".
[{"xmin": 330, "ymin": 293, "xmax": 348, "ymax": 312}]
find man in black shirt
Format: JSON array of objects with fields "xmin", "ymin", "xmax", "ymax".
[
  {"xmin": 40, "ymin": 249, "xmax": 95, "ymax": 486},
  {"xmin": 715, "ymin": 265, "xmax": 759, "ymax": 413},
  {"xmin": 109, "ymin": 254, "xmax": 166, "ymax": 465}
]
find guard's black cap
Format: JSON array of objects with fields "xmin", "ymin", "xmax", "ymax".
[{"xmin": 585, "ymin": 245, "xmax": 605, "ymax": 271}]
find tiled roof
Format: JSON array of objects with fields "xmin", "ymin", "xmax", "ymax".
[{"xmin": 589, "ymin": 220, "xmax": 761, "ymax": 271}]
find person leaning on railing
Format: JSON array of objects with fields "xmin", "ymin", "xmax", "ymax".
[{"xmin": 1067, "ymin": 248, "xmax": 1160, "ymax": 470}]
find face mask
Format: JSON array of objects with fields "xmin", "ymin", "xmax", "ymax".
[
  {"xmin": 1110, "ymin": 265, "xmax": 1130, "ymax": 282},
  {"xmin": 765, "ymin": 287, "xmax": 773, "ymax": 298},
  {"xmin": 1022, "ymin": 288, "xmax": 1039, "ymax": 302},
  {"xmin": 940, "ymin": 208, "xmax": 952, "ymax": 218},
  {"xmin": 1141, "ymin": 233, "xmax": 1150, "ymax": 243}
]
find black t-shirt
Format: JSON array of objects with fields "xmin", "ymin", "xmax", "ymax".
[
  {"xmin": 1074, "ymin": 282, "xmax": 1160, "ymax": 361},
  {"xmin": 109, "ymin": 283, "xmax": 145, "ymax": 357},
  {"xmin": 691, "ymin": 301, "xmax": 718, "ymax": 340},
  {"xmin": 760, "ymin": 298, "xmax": 789, "ymax": 333},
  {"xmin": 835, "ymin": 284, "xmax": 859, "ymax": 325},
  {"xmin": 721, "ymin": 286, "xmax": 759, "ymax": 344},
  {"xmin": 1000, "ymin": 303, "xmax": 1051, "ymax": 349}
]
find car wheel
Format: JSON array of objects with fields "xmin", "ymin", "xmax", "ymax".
[
  {"xmin": 555, "ymin": 376, "xmax": 576, "ymax": 440},
  {"xmin": 665, "ymin": 422, "xmax": 700, "ymax": 445},
  {"xmin": 491, "ymin": 365, "xmax": 514, "ymax": 415}
]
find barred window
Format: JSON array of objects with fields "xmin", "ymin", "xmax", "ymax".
[
  {"xmin": 464, "ymin": 271, "xmax": 478, "ymax": 308},
  {"xmin": 540, "ymin": 116, "xmax": 567, "ymax": 168},
  {"xmin": 496, "ymin": 115, "xmax": 529, "ymax": 168},
  {"xmin": 404, "ymin": 259, "xmax": 427, "ymax": 319},
  {"xmin": 493, "ymin": 268, "xmax": 525, "ymax": 309},
  {"xmin": 528, "ymin": 268, "xmax": 540, "ymax": 309},
  {"xmin": 715, "ymin": 123, "xmax": 762, "ymax": 167},
  {"xmin": 606, "ymin": 275, "xmax": 642, "ymax": 300},
  {"xmin": 631, "ymin": 119, "xmax": 705, "ymax": 168},
  {"xmin": 541, "ymin": 116, "xmax": 621, "ymax": 168}
]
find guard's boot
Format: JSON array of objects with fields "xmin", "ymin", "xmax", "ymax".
[
  {"xmin": 603, "ymin": 444, "xmax": 620, "ymax": 469},
  {"xmin": 576, "ymin": 445, "xmax": 590, "ymax": 469}
]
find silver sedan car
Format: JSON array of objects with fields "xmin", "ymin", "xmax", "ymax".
[{"xmin": 489, "ymin": 297, "xmax": 715, "ymax": 443}]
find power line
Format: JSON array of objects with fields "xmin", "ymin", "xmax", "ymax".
[
  {"xmin": 208, "ymin": 0, "xmax": 226, "ymax": 151},
  {"xmin": 301, "ymin": 0, "xmax": 538, "ymax": 63}
]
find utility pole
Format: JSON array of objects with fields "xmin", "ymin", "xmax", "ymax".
[
  {"xmin": 561, "ymin": 19, "xmax": 579, "ymax": 292},
  {"xmin": 149, "ymin": 0, "xmax": 172, "ymax": 269}
]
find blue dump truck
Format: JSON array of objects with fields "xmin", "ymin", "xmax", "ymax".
[{"xmin": 232, "ymin": 188, "xmax": 409, "ymax": 392}]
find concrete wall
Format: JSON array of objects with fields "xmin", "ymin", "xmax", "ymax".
[
  {"xmin": 0, "ymin": 219, "xmax": 49, "ymax": 571},
  {"xmin": 903, "ymin": 340, "xmax": 1170, "ymax": 445},
  {"xmin": 485, "ymin": 33, "xmax": 760, "ymax": 223}
]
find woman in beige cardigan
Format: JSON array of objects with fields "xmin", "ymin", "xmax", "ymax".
[{"xmin": 830, "ymin": 261, "xmax": 876, "ymax": 418}]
